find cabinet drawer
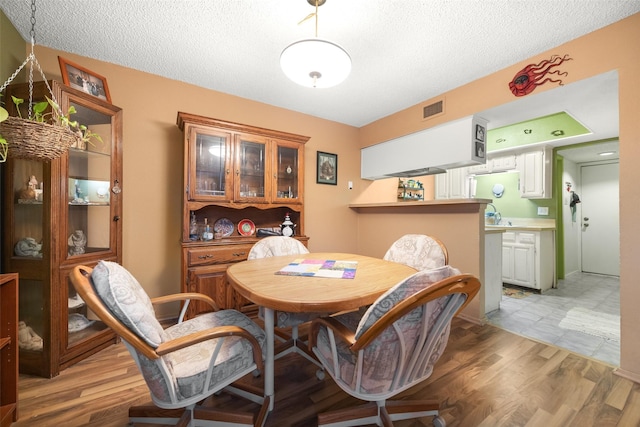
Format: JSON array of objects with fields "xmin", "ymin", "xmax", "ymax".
[
  {"xmin": 187, "ymin": 245, "xmax": 251, "ymax": 266},
  {"xmin": 517, "ymin": 232, "xmax": 537, "ymax": 244},
  {"xmin": 502, "ymin": 231, "xmax": 516, "ymax": 243}
]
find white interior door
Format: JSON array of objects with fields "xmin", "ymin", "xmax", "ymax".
[{"xmin": 580, "ymin": 162, "xmax": 620, "ymax": 276}]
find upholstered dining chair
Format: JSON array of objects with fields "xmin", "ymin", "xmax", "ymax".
[
  {"xmin": 383, "ymin": 234, "xmax": 449, "ymax": 271},
  {"xmin": 309, "ymin": 265, "xmax": 480, "ymax": 427},
  {"xmin": 70, "ymin": 261, "xmax": 269, "ymax": 427},
  {"xmin": 248, "ymin": 236, "xmax": 325, "ymax": 366}
]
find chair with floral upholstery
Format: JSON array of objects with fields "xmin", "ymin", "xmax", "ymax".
[
  {"xmin": 248, "ymin": 236, "xmax": 326, "ymax": 366},
  {"xmin": 70, "ymin": 261, "xmax": 269, "ymax": 427},
  {"xmin": 309, "ymin": 265, "xmax": 480, "ymax": 427},
  {"xmin": 383, "ymin": 234, "xmax": 449, "ymax": 270}
]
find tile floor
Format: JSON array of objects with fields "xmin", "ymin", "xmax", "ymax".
[{"xmin": 486, "ymin": 272, "xmax": 620, "ymax": 366}]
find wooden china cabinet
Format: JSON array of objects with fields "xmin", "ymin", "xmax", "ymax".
[
  {"xmin": 177, "ymin": 112, "xmax": 309, "ymax": 317},
  {"xmin": 1, "ymin": 81, "xmax": 122, "ymax": 377}
]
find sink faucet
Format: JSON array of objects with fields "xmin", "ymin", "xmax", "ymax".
[{"xmin": 486, "ymin": 204, "xmax": 502, "ymax": 225}]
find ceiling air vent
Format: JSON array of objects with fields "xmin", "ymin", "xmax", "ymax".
[{"xmin": 422, "ymin": 100, "xmax": 444, "ymax": 120}]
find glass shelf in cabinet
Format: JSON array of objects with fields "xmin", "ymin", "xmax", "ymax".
[{"xmin": 69, "ymin": 147, "xmax": 111, "ymax": 158}]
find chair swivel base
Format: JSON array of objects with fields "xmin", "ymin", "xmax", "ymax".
[
  {"xmin": 317, "ymin": 400, "xmax": 443, "ymax": 427},
  {"xmin": 128, "ymin": 383, "xmax": 270, "ymax": 427}
]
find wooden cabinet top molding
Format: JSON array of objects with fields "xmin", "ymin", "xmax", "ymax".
[{"xmin": 177, "ymin": 112, "xmax": 310, "ymax": 144}]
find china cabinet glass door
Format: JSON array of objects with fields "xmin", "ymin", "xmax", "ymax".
[
  {"xmin": 66, "ymin": 102, "xmax": 114, "ymax": 259},
  {"xmin": 10, "ymin": 159, "xmax": 47, "ymax": 360},
  {"xmin": 62, "ymin": 94, "xmax": 118, "ymax": 354},
  {"xmin": 235, "ymin": 135, "xmax": 267, "ymax": 201},
  {"xmin": 274, "ymin": 143, "xmax": 301, "ymax": 201},
  {"xmin": 189, "ymin": 128, "xmax": 231, "ymax": 201}
]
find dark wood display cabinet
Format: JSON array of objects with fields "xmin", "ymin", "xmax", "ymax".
[
  {"xmin": 177, "ymin": 112, "xmax": 309, "ymax": 318},
  {"xmin": 1, "ymin": 81, "xmax": 122, "ymax": 377},
  {"xmin": 0, "ymin": 273, "xmax": 18, "ymax": 426}
]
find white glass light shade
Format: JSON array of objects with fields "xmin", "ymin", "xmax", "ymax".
[{"xmin": 280, "ymin": 38, "xmax": 351, "ymax": 88}]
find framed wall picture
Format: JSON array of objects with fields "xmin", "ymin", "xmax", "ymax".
[
  {"xmin": 58, "ymin": 56, "xmax": 112, "ymax": 103},
  {"xmin": 316, "ymin": 151, "xmax": 337, "ymax": 185},
  {"xmin": 475, "ymin": 124, "xmax": 486, "ymax": 142}
]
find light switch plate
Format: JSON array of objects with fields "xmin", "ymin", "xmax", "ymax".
[{"xmin": 538, "ymin": 207, "xmax": 549, "ymax": 216}]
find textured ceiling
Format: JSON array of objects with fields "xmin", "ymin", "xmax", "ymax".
[{"xmin": 2, "ymin": 0, "xmax": 639, "ymax": 128}]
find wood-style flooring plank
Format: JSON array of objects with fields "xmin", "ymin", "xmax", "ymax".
[{"xmin": 12, "ymin": 318, "xmax": 640, "ymax": 427}]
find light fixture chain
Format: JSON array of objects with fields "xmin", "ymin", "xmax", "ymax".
[
  {"xmin": 0, "ymin": 56, "xmax": 31, "ymax": 93},
  {"xmin": 0, "ymin": 0, "xmax": 62, "ymax": 120}
]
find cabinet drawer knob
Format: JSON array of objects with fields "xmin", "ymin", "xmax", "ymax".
[
  {"xmin": 232, "ymin": 252, "xmax": 246, "ymax": 257},
  {"xmin": 197, "ymin": 254, "xmax": 214, "ymax": 259}
]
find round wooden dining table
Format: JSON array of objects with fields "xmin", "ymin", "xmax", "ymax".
[{"xmin": 226, "ymin": 252, "xmax": 417, "ymax": 412}]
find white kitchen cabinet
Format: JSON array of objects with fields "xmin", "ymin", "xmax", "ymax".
[
  {"xmin": 485, "ymin": 231, "xmax": 503, "ymax": 313},
  {"xmin": 467, "ymin": 153, "xmax": 516, "ymax": 175},
  {"xmin": 467, "ymin": 162, "xmax": 491, "ymax": 175},
  {"xmin": 491, "ymin": 154, "xmax": 517, "ymax": 172},
  {"xmin": 518, "ymin": 147, "xmax": 552, "ymax": 198},
  {"xmin": 435, "ymin": 167, "xmax": 469, "ymax": 199},
  {"xmin": 501, "ymin": 229, "xmax": 554, "ymax": 291}
]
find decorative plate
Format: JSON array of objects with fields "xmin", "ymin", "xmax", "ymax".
[
  {"xmin": 238, "ymin": 219, "xmax": 256, "ymax": 236},
  {"xmin": 213, "ymin": 217, "xmax": 234, "ymax": 237}
]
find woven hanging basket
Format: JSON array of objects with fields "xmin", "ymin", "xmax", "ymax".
[{"xmin": 0, "ymin": 116, "xmax": 80, "ymax": 161}]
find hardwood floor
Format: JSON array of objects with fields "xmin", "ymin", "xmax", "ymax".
[{"xmin": 13, "ymin": 318, "xmax": 640, "ymax": 427}]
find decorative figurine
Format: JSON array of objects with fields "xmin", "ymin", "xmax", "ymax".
[
  {"xmin": 281, "ymin": 213, "xmax": 296, "ymax": 237},
  {"xmin": 18, "ymin": 321, "xmax": 43, "ymax": 350},
  {"xmin": 68, "ymin": 294, "xmax": 85, "ymax": 309},
  {"xmin": 18, "ymin": 175, "xmax": 39, "ymax": 199},
  {"xmin": 68, "ymin": 313, "xmax": 95, "ymax": 332},
  {"xmin": 72, "ymin": 180, "xmax": 87, "ymax": 203},
  {"xmin": 14, "ymin": 237, "xmax": 43, "ymax": 257},
  {"xmin": 68, "ymin": 230, "xmax": 87, "ymax": 256}
]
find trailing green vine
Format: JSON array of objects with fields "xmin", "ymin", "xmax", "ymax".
[{"xmin": 0, "ymin": 95, "xmax": 102, "ymax": 163}]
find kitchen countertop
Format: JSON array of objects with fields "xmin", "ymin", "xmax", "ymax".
[
  {"xmin": 484, "ymin": 217, "xmax": 555, "ymax": 231},
  {"xmin": 485, "ymin": 224, "xmax": 556, "ymax": 231}
]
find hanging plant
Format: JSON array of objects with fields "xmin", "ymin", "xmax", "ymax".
[
  {"xmin": 0, "ymin": 106, "xmax": 8, "ymax": 162},
  {"xmin": 0, "ymin": 0, "xmax": 100, "ymax": 163},
  {"xmin": 0, "ymin": 97, "xmax": 86, "ymax": 162},
  {"xmin": 4, "ymin": 95, "xmax": 101, "ymax": 149}
]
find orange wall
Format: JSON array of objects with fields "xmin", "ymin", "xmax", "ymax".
[{"xmin": 358, "ymin": 13, "xmax": 640, "ymax": 381}]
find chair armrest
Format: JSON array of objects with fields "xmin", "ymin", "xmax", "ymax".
[
  {"xmin": 151, "ymin": 292, "xmax": 220, "ymax": 311},
  {"xmin": 352, "ymin": 273, "xmax": 480, "ymax": 351},
  {"xmin": 155, "ymin": 325, "xmax": 263, "ymax": 373},
  {"xmin": 308, "ymin": 316, "xmax": 356, "ymax": 352}
]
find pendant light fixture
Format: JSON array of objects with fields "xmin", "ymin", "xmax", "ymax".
[{"xmin": 280, "ymin": 0, "xmax": 351, "ymax": 88}]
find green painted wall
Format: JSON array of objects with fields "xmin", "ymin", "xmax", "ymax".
[
  {"xmin": 475, "ymin": 171, "xmax": 556, "ymax": 218},
  {"xmin": 0, "ymin": 11, "xmax": 26, "ymax": 86}
]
